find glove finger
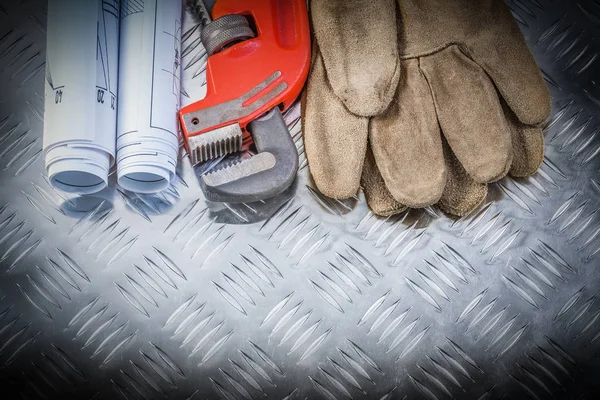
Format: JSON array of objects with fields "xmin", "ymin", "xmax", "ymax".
[
  {"xmin": 438, "ymin": 139, "xmax": 488, "ymax": 217},
  {"xmin": 503, "ymin": 102, "xmax": 545, "ymax": 177},
  {"xmin": 362, "ymin": 142, "xmax": 407, "ymax": 217},
  {"xmin": 302, "ymin": 47, "xmax": 368, "ymax": 199},
  {"xmin": 468, "ymin": 1, "xmax": 551, "ymax": 126},
  {"xmin": 370, "ymin": 58, "xmax": 446, "ymax": 208},
  {"xmin": 310, "ymin": 0, "xmax": 400, "ymax": 117},
  {"xmin": 419, "ymin": 45, "xmax": 513, "ymax": 184}
]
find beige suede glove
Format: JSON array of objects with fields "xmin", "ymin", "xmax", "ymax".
[{"xmin": 303, "ymin": 0, "xmax": 551, "ymax": 216}]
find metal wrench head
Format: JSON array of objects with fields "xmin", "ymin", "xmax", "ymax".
[{"xmin": 199, "ymin": 108, "xmax": 299, "ymax": 203}]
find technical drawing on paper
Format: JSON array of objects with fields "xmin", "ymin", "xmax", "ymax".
[
  {"xmin": 45, "ymin": 61, "xmax": 65, "ymax": 105},
  {"xmin": 97, "ymin": 0, "xmax": 120, "ymax": 112},
  {"xmin": 162, "ymin": 17, "xmax": 182, "ymax": 112},
  {"xmin": 149, "ymin": 0, "xmax": 182, "ymax": 137}
]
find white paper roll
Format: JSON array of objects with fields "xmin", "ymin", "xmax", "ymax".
[
  {"xmin": 43, "ymin": 0, "xmax": 120, "ymax": 194},
  {"xmin": 116, "ymin": 0, "xmax": 182, "ymax": 194}
]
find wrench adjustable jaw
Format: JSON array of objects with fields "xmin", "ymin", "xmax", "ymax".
[
  {"xmin": 200, "ymin": 108, "xmax": 298, "ymax": 203},
  {"xmin": 179, "ymin": 0, "xmax": 310, "ymax": 203}
]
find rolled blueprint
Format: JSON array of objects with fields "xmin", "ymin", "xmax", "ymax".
[
  {"xmin": 117, "ymin": 0, "xmax": 182, "ymax": 193},
  {"xmin": 44, "ymin": 0, "xmax": 120, "ymax": 194}
]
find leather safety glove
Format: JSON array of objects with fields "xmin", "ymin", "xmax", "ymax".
[{"xmin": 302, "ymin": 0, "xmax": 552, "ymax": 216}]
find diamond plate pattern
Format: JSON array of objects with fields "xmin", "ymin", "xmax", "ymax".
[{"xmin": 1, "ymin": 0, "xmax": 600, "ymax": 398}]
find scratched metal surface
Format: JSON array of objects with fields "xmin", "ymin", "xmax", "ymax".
[{"xmin": 1, "ymin": 0, "xmax": 600, "ymax": 399}]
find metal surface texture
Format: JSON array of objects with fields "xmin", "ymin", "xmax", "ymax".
[{"xmin": 1, "ymin": 0, "xmax": 599, "ymax": 399}]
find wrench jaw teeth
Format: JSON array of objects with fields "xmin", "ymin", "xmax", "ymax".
[{"xmin": 187, "ymin": 124, "xmax": 244, "ymax": 165}]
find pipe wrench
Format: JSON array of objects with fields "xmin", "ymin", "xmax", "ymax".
[{"xmin": 179, "ymin": 0, "xmax": 310, "ymax": 203}]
